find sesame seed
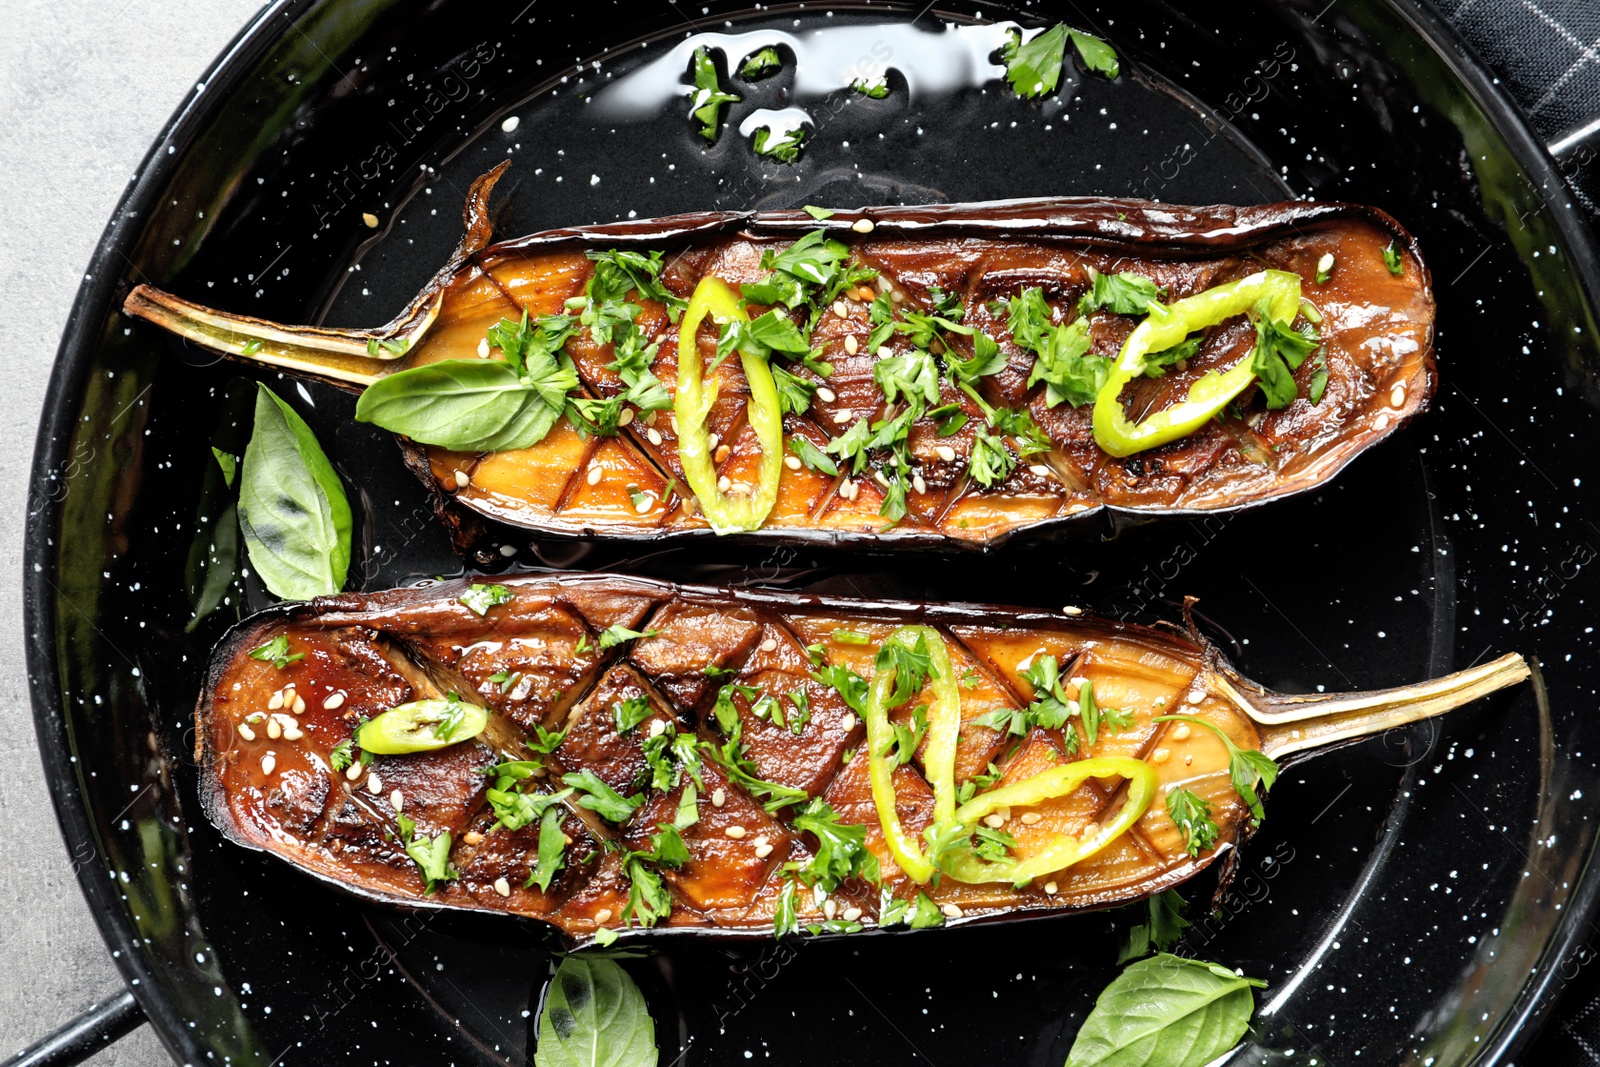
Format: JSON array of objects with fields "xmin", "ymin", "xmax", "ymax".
[
  {"xmin": 843, "ymin": 335, "xmax": 859, "ymax": 355},
  {"xmin": 852, "ymin": 218, "xmax": 875, "ymax": 234},
  {"xmin": 500, "ymin": 544, "xmax": 517, "ymax": 558},
  {"xmin": 708, "ymin": 433, "xmax": 720, "ymax": 450},
  {"xmin": 1317, "ymin": 252, "xmax": 1335, "ymax": 273},
  {"xmin": 647, "ymin": 427, "xmax": 664, "ymax": 446},
  {"xmin": 494, "ymin": 877, "xmax": 511, "ymax": 897},
  {"xmin": 842, "ymin": 906, "xmax": 862, "ymax": 922},
  {"xmin": 366, "ymin": 771, "xmax": 383, "ymax": 794},
  {"xmin": 648, "ymin": 719, "xmax": 667, "ymax": 738},
  {"xmin": 1152, "ymin": 747, "xmax": 1171, "ymax": 764},
  {"xmin": 856, "ymin": 286, "xmax": 875, "ymax": 301},
  {"xmin": 477, "ymin": 338, "xmax": 490, "ymax": 358},
  {"xmin": 1029, "ymin": 464, "xmax": 1052, "ymax": 478},
  {"xmin": 501, "ymin": 115, "xmax": 521, "ymax": 133},
  {"xmin": 463, "ymin": 831, "xmax": 484, "ymax": 845},
  {"xmin": 714, "ymin": 444, "xmax": 731, "ymax": 464},
  {"xmin": 261, "ymin": 754, "xmax": 276, "ymax": 775},
  {"xmin": 832, "ymin": 300, "xmax": 849, "ymax": 319},
  {"xmin": 784, "ymin": 455, "xmax": 802, "ymax": 471},
  {"xmin": 754, "ymin": 843, "xmax": 774, "ymax": 859},
  {"xmin": 1185, "ymin": 755, "xmax": 1194, "ymax": 766},
  {"xmin": 824, "ymin": 899, "xmax": 837, "ymax": 919},
  {"xmin": 874, "ymin": 470, "xmax": 890, "ymax": 489},
  {"xmin": 876, "ymin": 345, "xmax": 893, "ymax": 359},
  {"xmin": 840, "ymin": 480, "xmax": 860, "ymax": 501},
  {"xmin": 1062, "ymin": 606, "xmax": 1083, "ymax": 616},
  {"xmin": 587, "ymin": 466, "xmax": 603, "ymax": 486},
  {"xmin": 725, "ymin": 825, "xmax": 747, "ymax": 839},
  {"xmin": 283, "ymin": 726, "xmax": 304, "ymax": 741},
  {"xmin": 1390, "ymin": 383, "xmax": 1407, "ymax": 407},
  {"xmin": 1186, "ymin": 690, "xmax": 1204, "ymax": 705},
  {"xmin": 345, "ymin": 762, "xmax": 363, "ymax": 781},
  {"xmin": 717, "ymin": 475, "xmax": 732, "ymax": 493},
  {"xmin": 816, "ymin": 386, "xmax": 837, "ymax": 403},
  {"xmin": 890, "ymin": 291, "xmax": 903, "ymax": 303},
  {"xmin": 935, "ymin": 445, "xmax": 957, "ymax": 463},
  {"xmin": 237, "ymin": 723, "xmax": 256, "ymax": 741},
  {"xmin": 594, "ymin": 908, "xmax": 613, "ymax": 924},
  {"xmin": 760, "ymin": 638, "xmax": 778, "ymax": 653},
  {"xmin": 267, "ymin": 717, "xmax": 282, "ymax": 740},
  {"xmin": 292, "ymin": 694, "xmax": 306, "ymax": 715},
  {"xmin": 618, "ymin": 408, "xmax": 635, "ymax": 427},
  {"xmin": 324, "ymin": 692, "xmax": 346, "ymax": 710},
  {"xmin": 454, "ymin": 469, "xmax": 470, "ymax": 488},
  {"xmin": 1081, "ymin": 822, "xmax": 1100, "ymax": 838},
  {"xmin": 840, "ymin": 712, "xmax": 857, "ymax": 732},
  {"xmin": 712, "ymin": 788, "xmax": 727, "ymax": 807},
  {"xmin": 1173, "ymin": 724, "xmax": 1192, "ymax": 740},
  {"xmin": 941, "ymin": 903, "xmax": 963, "ymax": 918},
  {"xmin": 912, "ymin": 474, "xmax": 927, "ymax": 495},
  {"xmin": 1044, "ymin": 881, "xmax": 1059, "ymax": 896},
  {"xmin": 362, "ymin": 212, "xmax": 379, "ymax": 228},
  {"xmin": 634, "ymin": 494, "xmax": 652, "ymax": 515},
  {"xmin": 983, "ymin": 813, "xmax": 1005, "ymax": 829},
  {"xmin": 391, "ymin": 789, "xmax": 404, "ymax": 810},
  {"xmin": 876, "ymin": 274, "xmax": 893, "ymax": 292},
  {"xmin": 268, "ymin": 691, "xmax": 284, "ymax": 711}
]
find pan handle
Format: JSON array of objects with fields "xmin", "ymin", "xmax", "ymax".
[{"xmin": 8, "ymin": 989, "xmax": 145, "ymax": 1067}]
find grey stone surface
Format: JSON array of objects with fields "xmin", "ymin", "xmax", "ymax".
[{"xmin": 0, "ymin": 2, "xmax": 259, "ymax": 1063}]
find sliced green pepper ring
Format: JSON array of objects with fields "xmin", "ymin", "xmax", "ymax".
[
  {"xmin": 675, "ymin": 276, "xmax": 785, "ymax": 533},
  {"xmin": 862, "ymin": 625, "xmax": 960, "ymax": 884},
  {"xmin": 939, "ymin": 757, "xmax": 1160, "ymax": 886},
  {"xmin": 353, "ymin": 698, "xmax": 489, "ymax": 755},
  {"xmin": 1091, "ymin": 269, "xmax": 1304, "ymax": 458}
]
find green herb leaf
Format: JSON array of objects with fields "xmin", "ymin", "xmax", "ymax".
[
  {"xmin": 248, "ymin": 633, "xmax": 304, "ymax": 670},
  {"xmin": 908, "ymin": 892, "xmax": 945, "ymax": 928},
  {"xmin": 329, "ymin": 739, "xmax": 354, "ymax": 772},
  {"xmin": 1001, "ymin": 24, "xmax": 1068, "ymax": 99},
  {"xmin": 968, "ymin": 427, "xmax": 1017, "ymax": 488},
  {"xmin": 752, "ymin": 124, "xmax": 806, "ymax": 164},
  {"xmin": 771, "ymin": 363, "xmax": 818, "ymax": 416},
  {"xmin": 354, "ymin": 356, "xmax": 578, "ymax": 452},
  {"xmin": 774, "ymin": 878, "xmax": 801, "ymax": 937},
  {"xmin": 395, "ymin": 813, "xmax": 456, "ymax": 893},
  {"xmin": 1068, "ymin": 29, "xmax": 1120, "ymax": 79},
  {"xmin": 873, "ymin": 349, "xmax": 941, "ymax": 409},
  {"xmin": 874, "ymin": 632, "xmax": 934, "ymax": 707},
  {"xmin": 535, "ymin": 957, "xmax": 658, "ymax": 1067},
  {"xmin": 945, "ymin": 330, "xmax": 1007, "ymax": 384},
  {"xmin": 1166, "ymin": 788, "xmax": 1221, "ymax": 857},
  {"xmin": 459, "ymin": 583, "xmax": 513, "ymax": 616},
  {"xmin": 689, "ymin": 47, "xmax": 740, "ymax": 142},
  {"xmin": 1079, "ymin": 269, "xmax": 1164, "ymax": 316},
  {"xmin": 562, "ymin": 769, "xmax": 643, "ymax": 823},
  {"xmin": 1119, "ymin": 889, "xmax": 1190, "ymax": 964},
  {"xmin": 739, "ymin": 46, "xmax": 781, "ymax": 80},
  {"xmin": 488, "ymin": 786, "xmax": 575, "ymax": 833},
  {"xmin": 1006, "ymin": 291, "xmax": 1109, "ymax": 408},
  {"xmin": 789, "ymin": 798, "xmax": 880, "ymax": 891},
  {"xmin": 238, "ymin": 384, "xmax": 352, "ymax": 601},
  {"xmin": 1307, "ymin": 350, "xmax": 1330, "ymax": 405},
  {"xmin": 786, "ymin": 435, "xmax": 840, "ymax": 476},
  {"xmin": 851, "ymin": 78, "xmax": 889, "ymax": 98},
  {"xmin": 1142, "ymin": 335, "xmax": 1204, "ymax": 378},
  {"xmin": 1249, "ymin": 301, "xmax": 1321, "ymax": 410},
  {"xmin": 1064, "ymin": 954, "xmax": 1263, "ymax": 1067},
  {"xmin": 1383, "ymin": 241, "xmax": 1404, "ymax": 275},
  {"xmin": 598, "ymin": 624, "xmax": 661, "ymax": 650},
  {"xmin": 528, "ymin": 805, "xmax": 567, "ymax": 892},
  {"xmin": 811, "ymin": 663, "xmax": 870, "ymax": 715},
  {"xmin": 802, "ymin": 205, "xmax": 835, "ymax": 220},
  {"xmin": 613, "ymin": 695, "xmax": 654, "ymax": 735}
]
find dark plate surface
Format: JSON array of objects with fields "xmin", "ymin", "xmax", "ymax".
[{"xmin": 24, "ymin": 0, "xmax": 1600, "ymax": 1064}]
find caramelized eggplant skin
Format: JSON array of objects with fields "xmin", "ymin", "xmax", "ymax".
[
  {"xmin": 197, "ymin": 575, "xmax": 1264, "ymax": 944},
  {"xmin": 403, "ymin": 197, "xmax": 1434, "ymax": 558}
]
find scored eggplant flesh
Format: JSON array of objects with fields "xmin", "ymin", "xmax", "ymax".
[
  {"xmin": 197, "ymin": 575, "xmax": 1524, "ymax": 944},
  {"xmin": 126, "ymin": 164, "xmax": 1435, "ymax": 555}
]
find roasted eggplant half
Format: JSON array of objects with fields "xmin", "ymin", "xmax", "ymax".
[
  {"xmin": 198, "ymin": 575, "xmax": 1523, "ymax": 945},
  {"xmin": 128, "ymin": 165, "xmax": 1434, "ymax": 555}
]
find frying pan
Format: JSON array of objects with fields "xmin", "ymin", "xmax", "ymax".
[{"xmin": 19, "ymin": 0, "xmax": 1600, "ymax": 1064}]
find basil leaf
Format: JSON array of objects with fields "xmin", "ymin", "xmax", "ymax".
[
  {"xmin": 354, "ymin": 357, "xmax": 578, "ymax": 452},
  {"xmin": 1065, "ymin": 954, "xmax": 1264, "ymax": 1067},
  {"xmin": 237, "ymin": 384, "xmax": 351, "ymax": 601},
  {"xmin": 535, "ymin": 957, "xmax": 658, "ymax": 1067}
]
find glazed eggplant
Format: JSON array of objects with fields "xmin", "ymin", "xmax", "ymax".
[
  {"xmin": 198, "ymin": 574, "xmax": 1524, "ymax": 944},
  {"xmin": 127, "ymin": 165, "xmax": 1434, "ymax": 555}
]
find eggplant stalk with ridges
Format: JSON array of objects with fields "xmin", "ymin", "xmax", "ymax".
[
  {"xmin": 125, "ymin": 164, "xmax": 1435, "ymax": 556},
  {"xmin": 197, "ymin": 575, "xmax": 1524, "ymax": 945}
]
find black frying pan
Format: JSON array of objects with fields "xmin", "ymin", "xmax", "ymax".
[{"xmin": 20, "ymin": 1, "xmax": 1600, "ymax": 1064}]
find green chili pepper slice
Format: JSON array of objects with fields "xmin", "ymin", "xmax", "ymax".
[
  {"xmin": 1091, "ymin": 269, "xmax": 1303, "ymax": 457},
  {"xmin": 353, "ymin": 697, "xmax": 489, "ymax": 755},
  {"xmin": 675, "ymin": 276, "xmax": 785, "ymax": 532},
  {"xmin": 863, "ymin": 625, "xmax": 960, "ymax": 884},
  {"xmin": 939, "ymin": 757, "xmax": 1160, "ymax": 885}
]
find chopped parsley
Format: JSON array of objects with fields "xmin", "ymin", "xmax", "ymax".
[
  {"xmin": 752, "ymin": 124, "xmax": 806, "ymax": 164},
  {"xmin": 1001, "ymin": 24, "xmax": 1069, "ymax": 98},
  {"xmin": 787, "ymin": 436, "xmax": 840, "ymax": 476},
  {"xmin": 802, "ymin": 205, "xmax": 835, "ymax": 220},
  {"xmin": 945, "ymin": 330, "xmax": 1007, "ymax": 385},
  {"xmin": 396, "ymin": 813, "xmax": 456, "ymax": 893},
  {"xmin": 527, "ymin": 805, "xmax": 567, "ymax": 892},
  {"xmin": 773, "ymin": 878, "xmax": 802, "ymax": 937},
  {"xmin": 811, "ymin": 662, "xmax": 870, "ymax": 715},
  {"xmin": 771, "ymin": 363, "xmax": 818, "ymax": 415},
  {"xmin": 598, "ymin": 624, "xmax": 661, "ymax": 650},
  {"xmin": 1118, "ymin": 889, "xmax": 1190, "ymax": 963},
  {"xmin": 1249, "ymin": 301, "xmax": 1322, "ymax": 410},
  {"xmin": 688, "ymin": 46, "xmax": 740, "ymax": 142},
  {"xmin": 459, "ymin": 583, "xmax": 513, "ymax": 616},
  {"xmin": 968, "ymin": 426, "xmax": 1017, "ymax": 488},
  {"xmin": 561, "ymin": 769, "xmax": 643, "ymax": 823},
  {"xmin": 1383, "ymin": 242, "xmax": 1404, "ymax": 275},
  {"xmin": 972, "ymin": 825, "xmax": 1018, "ymax": 863},
  {"xmin": 850, "ymin": 77, "xmax": 890, "ymax": 98},
  {"xmin": 1078, "ymin": 269, "xmax": 1164, "ymax": 315},
  {"xmin": 1142, "ymin": 335, "xmax": 1204, "ymax": 378},
  {"xmin": 956, "ymin": 761, "xmax": 1006, "ymax": 805},
  {"xmin": 739, "ymin": 46, "xmax": 781, "ymax": 80},
  {"xmin": 1003, "ymin": 288, "xmax": 1109, "ymax": 408},
  {"xmin": 1166, "ymin": 788, "xmax": 1220, "ymax": 856},
  {"xmin": 789, "ymin": 798, "xmax": 880, "ymax": 890},
  {"xmin": 527, "ymin": 723, "xmax": 568, "ymax": 754},
  {"xmin": 613, "ymin": 695, "xmax": 654, "ymax": 735},
  {"xmin": 878, "ymin": 703, "xmax": 929, "ymax": 766},
  {"xmin": 487, "ymin": 784, "xmax": 574, "ymax": 833},
  {"xmin": 329, "ymin": 739, "xmax": 355, "ymax": 772},
  {"xmin": 248, "ymin": 634, "xmax": 303, "ymax": 670},
  {"xmin": 486, "ymin": 669, "xmax": 521, "ymax": 694}
]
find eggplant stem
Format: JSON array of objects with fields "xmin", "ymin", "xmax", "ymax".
[
  {"xmin": 120, "ymin": 161, "xmax": 510, "ymax": 392},
  {"xmin": 1220, "ymin": 652, "xmax": 1530, "ymax": 759}
]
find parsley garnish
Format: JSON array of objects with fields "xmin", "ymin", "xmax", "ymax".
[
  {"xmin": 752, "ymin": 124, "xmax": 806, "ymax": 164},
  {"xmin": 248, "ymin": 634, "xmax": 304, "ymax": 670},
  {"xmin": 739, "ymin": 46, "xmax": 781, "ymax": 80},
  {"xmin": 789, "ymin": 798, "xmax": 880, "ymax": 890},
  {"xmin": 956, "ymin": 761, "xmax": 1006, "ymax": 805},
  {"xmin": 527, "ymin": 723, "xmax": 568, "ymax": 754},
  {"xmin": 1117, "ymin": 889, "xmax": 1190, "ymax": 963},
  {"xmin": 1165, "ymin": 788, "xmax": 1220, "ymax": 856},
  {"xmin": 1249, "ymin": 301, "xmax": 1321, "ymax": 410},
  {"xmin": 787, "ymin": 436, "xmax": 840, "ymax": 476},
  {"xmin": 851, "ymin": 77, "xmax": 889, "ymax": 98},
  {"xmin": 771, "ymin": 363, "xmax": 818, "ymax": 415},
  {"xmin": 1003, "ymin": 288, "xmax": 1109, "ymax": 408},
  {"xmin": 486, "ymin": 669, "xmax": 521, "ymax": 694},
  {"xmin": 969, "ymin": 426, "xmax": 1017, "ymax": 488},
  {"xmin": 487, "ymin": 785, "xmax": 574, "ymax": 833},
  {"xmin": 873, "ymin": 349, "xmax": 941, "ymax": 408},
  {"xmin": 459, "ymin": 583, "xmax": 513, "ymax": 616},
  {"xmin": 561, "ymin": 769, "xmax": 643, "ymax": 823},
  {"xmin": 613, "ymin": 695, "xmax": 653, "ymax": 735},
  {"xmin": 1142, "ymin": 335, "xmax": 1204, "ymax": 378},
  {"xmin": 527, "ymin": 806, "xmax": 566, "ymax": 892},
  {"xmin": 945, "ymin": 330, "xmax": 1007, "ymax": 385},
  {"xmin": 598, "ymin": 624, "xmax": 661, "ymax": 650},
  {"xmin": 701, "ymin": 712, "xmax": 809, "ymax": 813},
  {"xmin": 1001, "ymin": 24, "xmax": 1069, "ymax": 98},
  {"xmin": 688, "ymin": 46, "xmax": 740, "ymax": 142},
  {"xmin": 774, "ymin": 878, "xmax": 802, "ymax": 937},
  {"xmin": 802, "ymin": 205, "xmax": 835, "ymax": 221},
  {"xmin": 972, "ymin": 825, "xmax": 1018, "ymax": 863},
  {"xmin": 810, "ymin": 663, "xmax": 870, "ymax": 714},
  {"xmin": 396, "ymin": 813, "xmax": 456, "ymax": 893},
  {"xmin": 1079, "ymin": 269, "xmax": 1164, "ymax": 315},
  {"xmin": 1383, "ymin": 242, "xmax": 1404, "ymax": 275},
  {"xmin": 329, "ymin": 739, "xmax": 355, "ymax": 771}
]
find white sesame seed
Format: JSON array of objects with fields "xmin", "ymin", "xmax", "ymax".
[
  {"xmin": 366, "ymin": 771, "xmax": 383, "ymax": 794},
  {"xmin": 832, "ymin": 300, "xmax": 849, "ymax": 319},
  {"xmin": 587, "ymin": 466, "xmax": 603, "ymax": 486},
  {"xmin": 345, "ymin": 762, "xmax": 363, "ymax": 781},
  {"xmin": 268, "ymin": 691, "xmax": 284, "ymax": 711},
  {"xmin": 477, "ymin": 337, "xmax": 490, "ymax": 358},
  {"xmin": 890, "ymin": 291, "xmax": 903, "ymax": 303},
  {"xmin": 237, "ymin": 724, "xmax": 256, "ymax": 742},
  {"xmin": 1186, "ymin": 690, "xmax": 1204, "ymax": 705},
  {"xmin": 267, "ymin": 717, "xmax": 282, "ymax": 740},
  {"xmin": 935, "ymin": 445, "xmax": 957, "ymax": 463},
  {"xmin": 594, "ymin": 908, "xmax": 613, "ymax": 924},
  {"xmin": 391, "ymin": 789, "xmax": 404, "ymax": 810},
  {"xmin": 261, "ymin": 754, "xmax": 276, "ymax": 775},
  {"xmin": 501, "ymin": 115, "xmax": 521, "ymax": 133},
  {"xmin": 983, "ymin": 813, "xmax": 1005, "ymax": 829},
  {"xmin": 784, "ymin": 455, "xmax": 802, "ymax": 470},
  {"xmin": 832, "ymin": 410, "xmax": 853, "ymax": 425},
  {"xmin": 717, "ymin": 475, "xmax": 732, "ymax": 493},
  {"xmin": 464, "ymin": 831, "xmax": 484, "ymax": 845},
  {"xmin": 824, "ymin": 899, "xmax": 837, "ymax": 919},
  {"xmin": 816, "ymin": 386, "xmax": 837, "ymax": 403},
  {"xmin": 648, "ymin": 719, "xmax": 667, "ymax": 738},
  {"xmin": 634, "ymin": 494, "xmax": 652, "ymax": 515},
  {"xmin": 941, "ymin": 903, "xmax": 963, "ymax": 918},
  {"xmin": 1153, "ymin": 747, "xmax": 1171, "ymax": 764},
  {"xmin": 754, "ymin": 843, "xmax": 774, "ymax": 859},
  {"xmin": 842, "ymin": 906, "xmax": 862, "ymax": 922},
  {"xmin": 1062, "ymin": 606, "xmax": 1083, "ymax": 616},
  {"xmin": 760, "ymin": 638, "xmax": 778, "ymax": 653},
  {"xmin": 712, "ymin": 788, "xmax": 727, "ymax": 807},
  {"xmin": 1021, "ymin": 812, "xmax": 1043, "ymax": 826},
  {"xmin": 1029, "ymin": 464, "xmax": 1052, "ymax": 478},
  {"xmin": 852, "ymin": 218, "xmax": 875, "ymax": 234},
  {"xmin": 618, "ymin": 408, "xmax": 635, "ymax": 427},
  {"xmin": 876, "ymin": 274, "xmax": 893, "ymax": 292},
  {"xmin": 454, "ymin": 469, "xmax": 470, "ymax": 488},
  {"xmin": 362, "ymin": 212, "xmax": 379, "ymax": 228},
  {"xmin": 840, "ymin": 712, "xmax": 857, "ymax": 732},
  {"xmin": 841, "ymin": 480, "xmax": 860, "ymax": 501},
  {"xmin": 1317, "ymin": 252, "xmax": 1335, "ymax": 273},
  {"xmin": 1390, "ymin": 383, "xmax": 1407, "ymax": 408},
  {"xmin": 324, "ymin": 692, "xmax": 345, "ymax": 710},
  {"xmin": 292, "ymin": 694, "xmax": 306, "ymax": 715},
  {"xmin": 912, "ymin": 474, "xmax": 927, "ymax": 495},
  {"xmin": 647, "ymin": 427, "xmax": 664, "ymax": 446},
  {"xmin": 283, "ymin": 726, "xmax": 304, "ymax": 741},
  {"xmin": 1044, "ymin": 881, "xmax": 1059, "ymax": 896},
  {"xmin": 874, "ymin": 470, "xmax": 890, "ymax": 489},
  {"xmin": 1174, "ymin": 724, "xmax": 1192, "ymax": 740},
  {"xmin": 724, "ymin": 825, "xmax": 747, "ymax": 839},
  {"xmin": 494, "ymin": 876, "xmax": 511, "ymax": 897},
  {"xmin": 500, "ymin": 544, "xmax": 517, "ymax": 558},
  {"xmin": 843, "ymin": 335, "xmax": 859, "ymax": 355},
  {"xmin": 708, "ymin": 433, "xmax": 720, "ymax": 450},
  {"xmin": 1081, "ymin": 822, "xmax": 1100, "ymax": 838},
  {"xmin": 876, "ymin": 345, "xmax": 893, "ymax": 359}
]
